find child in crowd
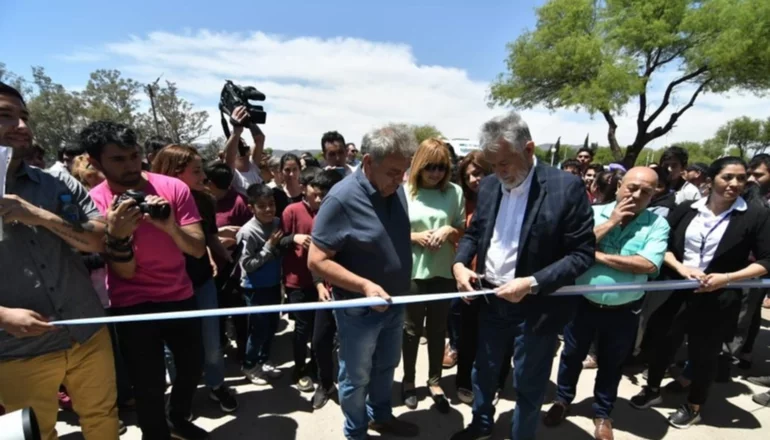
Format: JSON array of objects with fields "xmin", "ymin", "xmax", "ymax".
[
  {"xmin": 282, "ymin": 169, "xmax": 343, "ymax": 397},
  {"xmin": 237, "ymin": 183, "xmax": 293, "ymax": 385}
]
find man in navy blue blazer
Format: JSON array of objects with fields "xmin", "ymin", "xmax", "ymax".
[{"xmin": 450, "ymin": 112, "xmax": 595, "ymax": 440}]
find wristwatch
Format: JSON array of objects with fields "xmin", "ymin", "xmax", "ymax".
[{"xmin": 528, "ymin": 276, "xmax": 540, "ymax": 295}]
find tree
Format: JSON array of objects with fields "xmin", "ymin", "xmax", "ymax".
[
  {"xmin": 81, "ymin": 69, "xmax": 141, "ymax": 126},
  {"xmin": 137, "ymin": 80, "xmax": 210, "ymax": 143},
  {"xmin": 490, "ymin": 0, "xmax": 770, "ymax": 169},
  {"xmin": 197, "ymin": 137, "xmax": 225, "ymax": 162},
  {"xmin": 0, "ymin": 63, "xmax": 33, "ymax": 98},
  {"xmin": 25, "ymin": 67, "xmax": 86, "ymax": 156},
  {"xmin": 711, "ymin": 116, "xmax": 769, "ymax": 158},
  {"xmin": 412, "ymin": 124, "xmax": 443, "ymax": 145}
]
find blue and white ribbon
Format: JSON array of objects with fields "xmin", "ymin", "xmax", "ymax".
[{"xmin": 51, "ymin": 279, "xmax": 770, "ymax": 326}]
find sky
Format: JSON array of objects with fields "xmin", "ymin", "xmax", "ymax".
[{"xmin": 1, "ymin": 0, "xmax": 766, "ymax": 152}]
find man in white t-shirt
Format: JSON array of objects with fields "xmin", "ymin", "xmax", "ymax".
[{"xmin": 223, "ymin": 106, "xmax": 265, "ymax": 195}]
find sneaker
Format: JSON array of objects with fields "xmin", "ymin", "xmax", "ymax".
[
  {"xmin": 168, "ymin": 417, "xmax": 209, "ymax": 440},
  {"xmin": 261, "ymin": 362, "xmax": 283, "ymax": 379},
  {"xmin": 752, "ymin": 391, "xmax": 770, "ymax": 406},
  {"xmin": 293, "ymin": 368, "xmax": 316, "ymax": 393},
  {"xmin": 449, "ymin": 426, "xmax": 492, "ymax": 440},
  {"xmin": 747, "ymin": 375, "xmax": 770, "ymax": 387},
  {"xmin": 629, "ymin": 386, "xmax": 662, "ymax": 410},
  {"xmin": 457, "ymin": 388, "xmax": 474, "ymax": 405},
  {"xmin": 312, "ymin": 385, "xmax": 336, "ymax": 410},
  {"xmin": 443, "ymin": 344, "xmax": 458, "ymax": 369},
  {"xmin": 668, "ymin": 404, "xmax": 701, "ymax": 429},
  {"xmin": 243, "ymin": 366, "xmax": 268, "ymax": 386},
  {"xmin": 209, "ymin": 386, "xmax": 239, "ymax": 413}
]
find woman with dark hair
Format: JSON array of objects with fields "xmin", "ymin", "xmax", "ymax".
[
  {"xmin": 630, "ymin": 157, "xmax": 770, "ymax": 428},
  {"xmin": 152, "ymin": 145, "xmax": 239, "ymax": 413},
  {"xmin": 401, "ymin": 138, "xmax": 465, "ymax": 413},
  {"xmin": 274, "ymin": 153, "xmax": 304, "ymax": 216},
  {"xmin": 590, "ymin": 170, "xmax": 625, "ymax": 205}
]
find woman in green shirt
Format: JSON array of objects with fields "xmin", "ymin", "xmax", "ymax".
[{"xmin": 401, "ymin": 138, "xmax": 465, "ymax": 413}]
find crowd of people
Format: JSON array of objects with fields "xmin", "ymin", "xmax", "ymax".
[{"xmin": 2, "ymin": 79, "xmax": 770, "ymax": 440}]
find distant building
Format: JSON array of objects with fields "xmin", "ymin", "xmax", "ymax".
[{"xmin": 446, "ymin": 138, "xmax": 480, "ymax": 157}]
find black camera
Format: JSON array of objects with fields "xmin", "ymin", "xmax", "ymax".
[
  {"xmin": 114, "ymin": 190, "xmax": 171, "ymax": 220},
  {"xmin": 219, "ymin": 80, "xmax": 267, "ymax": 126}
]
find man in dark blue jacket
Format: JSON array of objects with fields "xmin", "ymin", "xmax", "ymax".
[{"xmin": 450, "ymin": 111, "xmax": 595, "ymax": 440}]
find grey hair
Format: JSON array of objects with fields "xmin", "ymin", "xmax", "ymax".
[
  {"xmin": 360, "ymin": 123, "xmax": 418, "ymax": 163},
  {"xmin": 268, "ymin": 156, "xmax": 280, "ymax": 168},
  {"xmin": 479, "ymin": 111, "xmax": 532, "ymax": 153}
]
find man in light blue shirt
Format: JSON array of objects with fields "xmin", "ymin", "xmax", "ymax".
[{"xmin": 543, "ymin": 167, "xmax": 670, "ymax": 440}]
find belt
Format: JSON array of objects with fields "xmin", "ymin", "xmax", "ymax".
[{"xmin": 583, "ymin": 297, "xmax": 639, "ymax": 310}]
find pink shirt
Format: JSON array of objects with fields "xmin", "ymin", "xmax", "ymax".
[{"xmin": 89, "ymin": 173, "xmax": 202, "ymax": 308}]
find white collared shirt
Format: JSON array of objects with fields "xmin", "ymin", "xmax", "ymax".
[
  {"xmin": 484, "ymin": 158, "xmax": 537, "ymax": 286},
  {"xmin": 683, "ymin": 196, "xmax": 747, "ymax": 270}
]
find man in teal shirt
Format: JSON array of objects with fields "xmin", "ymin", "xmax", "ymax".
[{"xmin": 543, "ymin": 167, "xmax": 670, "ymax": 440}]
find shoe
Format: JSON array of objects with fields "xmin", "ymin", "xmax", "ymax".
[
  {"xmin": 368, "ymin": 417, "xmax": 419, "ymax": 437},
  {"xmin": 582, "ymin": 354, "xmax": 598, "ymax": 369},
  {"xmin": 457, "ymin": 388, "xmax": 474, "ymax": 405},
  {"xmin": 593, "ymin": 418, "xmax": 614, "ymax": 440},
  {"xmin": 668, "ymin": 404, "xmax": 701, "ymax": 429},
  {"xmin": 58, "ymin": 388, "xmax": 73, "ymax": 411},
  {"xmin": 209, "ymin": 386, "xmax": 238, "ymax": 413},
  {"xmin": 753, "ymin": 391, "xmax": 770, "ymax": 406},
  {"xmin": 296, "ymin": 375, "xmax": 315, "ymax": 393},
  {"xmin": 243, "ymin": 366, "xmax": 268, "ymax": 386},
  {"xmin": 543, "ymin": 401, "xmax": 569, "ymax": 427},
  {"xmin": 449, "ymin": 426, "xmax": 492, "ymax": 440},
  {"xmin": 168, "ymin": 417, "xmax": 209, "ymax": 440},
  {"xmin": 261, "ymin": 362, "xmax": 283, "ymax": 379},
  {"xmin": 629, "ymin": 386, "xmax": 662, "ymax": 410},
  {"xmin": 747, "ymin": 375, "xmax": 770, "ymax": 387},
  {"xmin": 312, "ymin": 385, "xmax": 336, "ymax": 410},
  {"xmin": 663, "ymin": 379, "xmax": 690, "ymax": 394},
  {"xmin": 402, "ymin": 384, "xmax": 418, "ymax": 410},
  {"xmin": 119, "ymin": 420, "xmax": 127, "ymax": 436},
  {"xmin": 443, "ymin": 344, "xmax": 458, "ymax": 369},
  {"xmin": 429, "ymin": 387, "xmax": 450, "ymax": 414},
  {"xmin": 420, "ymin": 336, "xmax": 428, "ymax": 345}
]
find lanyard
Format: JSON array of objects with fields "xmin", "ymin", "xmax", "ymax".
[{"xmin": 699, "ymin": 212, "xmax": 730, "ymax": 265}]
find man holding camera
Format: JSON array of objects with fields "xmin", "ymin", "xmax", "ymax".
[
  {"xmin": 224, "ymin": 106, "xmax": 266, "ymax": 196},
  {"xmin": 82, "ymin": 120, "xmax": 210, "ymax": 439},
  {"xmin": 322, "ymin": 131, "xmax": 355, "ymax": 176},
  {"xmin": 0, "ymin": 82, "xmax": 121, "ymax": 440}
]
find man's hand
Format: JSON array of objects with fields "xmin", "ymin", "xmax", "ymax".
[
  {"xmin": 293, "ymin": 234, "xmax": 311, "ymax": 249},
  {"xmin": 362, "ymin": 281, "xmax": 391, "ymax": 312},
  {"xmin": 609, "ymin": 196, "xmax": 636, "ymax": 226},
  {"xmin": 317, "ymin": 284, "xmax": 332, "ymax": 302},
  {"xmin": 428, "ymin": 225, "xmax": 454, "ymax": 249},
  {"xmin": 218, "ymin": 225, "xmax": 240, "ymax": 239},
  {"xmin": 231, "ymin": 106, "xmax": 249, "ymax": 132},
  {"xmin": 142, "ymin": 195, "xmax": 176, "ymax": 234},
  {"xmin": 495, "ymin": 277, "xmax": 533, "ymax": 303},
  {"xmin": 411, "ymin": 230, "xmax": 435, "ymax": 249},
  {"xmin": 453, "ymin": 263, "xmax": 479, "ymax": 304},
  {"xmin": 107, "ymin": 196, "xmax": 141, "ymax": 239},
  {"xmin": 695, "ymin": 273, "xmax": 731, "ymax": 293},
  {"xmin": 0, "ymin": 307, "xmax": 54, "ymax": 338},
  {"xmin": 0, "ymin": 194, "xmax": 46, "ymax": 226},
  {"xmin": 268, "ymin": 229, "xmax": 284, "ymax": 248}
]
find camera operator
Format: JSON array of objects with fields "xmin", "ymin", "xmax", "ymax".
[
  {"xmin": 81, "ymin": 120, "xmax": 210, "ymax": 440},
  {"xmin": 321, "ymin": 131, "xmax": 354, "ymax": 176},
  {"xmin": 0, "ymin": 82, "xmax": 120, "ymax": 440},
  {"xmin": 223, "ymin": 106, "xmax": 266, "ymax": 196}
]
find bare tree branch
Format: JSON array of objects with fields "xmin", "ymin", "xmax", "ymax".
[
  {"xmin": 645, "ymin": 66, "xmax": 709, "ymax": 127},
  {"xmin": 647, "ymin": 78, "xmax": 713, "ymax": 142},
  {"xmin": 601, "ymin": 110, "xmax": 622, "ymax": 160}
]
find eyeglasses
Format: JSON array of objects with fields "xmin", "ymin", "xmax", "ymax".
[{"xmin": 424, "ymin": 163, "xmax": 448, "ymax": 172}]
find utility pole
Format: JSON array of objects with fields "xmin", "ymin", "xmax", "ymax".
[{"xmin": 146, "ymin": 76, "xmax": 163, "ymax": 136}]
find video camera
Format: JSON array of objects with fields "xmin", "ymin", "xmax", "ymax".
[
  {"xmin": 114, "ymin": 190, "xmax": 171, "ymax": 220},
  {"xmin": 219, "ymin": 80, "xmax": 267, "ymax": 127}
]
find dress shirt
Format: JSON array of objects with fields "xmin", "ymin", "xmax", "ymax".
[
  {"xmin": 683, "ymin": 196, "xmax": 747, "ymax": 271},
  {"xmin": 483, "ymin": 158, "xmax": 537, "ymax": 286}
]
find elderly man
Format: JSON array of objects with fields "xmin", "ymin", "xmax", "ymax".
[
  {"xmin": 0, "ymin": 82, "xmax": 120, "ymax": 439},
  {"xmin": 308, "ymin": 124, "xmax": 418, "ymax": 440},
  {"xmin": 543, "ymin": 167, "xmax": 670, "ymax": 440},
  {"xmin": 451, "ymin": 112, "xmax": 595, "ymax": 440}
]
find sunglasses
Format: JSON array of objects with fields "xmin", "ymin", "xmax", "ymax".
[{"xmin": 424, "ymin": 163, "xmax": 448, "ymax": 172}]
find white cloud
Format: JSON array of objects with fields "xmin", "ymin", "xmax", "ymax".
[{"xmin": 66, "ymin": 30, "xmax": 767, "ymax": 154}]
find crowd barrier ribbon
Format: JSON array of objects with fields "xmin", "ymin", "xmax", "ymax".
[{"xmin": 51, "ymin": 278, "xmax": 770, "ymax": 327}]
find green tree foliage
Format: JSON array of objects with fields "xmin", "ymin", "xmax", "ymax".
[
  {"xmin": 412, "ymin": 124, "xmax": 443, "ymax": 145},
  {"xmin": 137, "ymin": 80, "xmax": 210, "ymax": 143},
  {"xmin": 710, "ymin": 116, "xmax": 770, "ymax": 158},
  {"xmin": 81, "ymin": 69, "xmax": 141, "ymax": 126},
  {"xmin": 490, "ymin": 0, "xmax": 770, "ymax": 168}
]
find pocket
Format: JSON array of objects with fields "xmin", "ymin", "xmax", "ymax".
[{"xmin": 343, "ymin": 306, "xmax": 371, "ymax": 318}]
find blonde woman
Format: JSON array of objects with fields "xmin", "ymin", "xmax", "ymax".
[{"xmin": 402, "ymin": 138, "xmax": 465, "ymax": 413}]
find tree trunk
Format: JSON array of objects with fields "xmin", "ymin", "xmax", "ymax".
[{"xmin": 622, "ymin": 140, "xmax": 646, "ymax": 170}]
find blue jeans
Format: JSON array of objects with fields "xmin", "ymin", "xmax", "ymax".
[
  {"xmin": 334, "ymin": 305, "xmax": 405, "ymax": 440},
  {"xmin": 555, "ymin": 299, "xmax": 639, "ymax": 418},
  {"xmin": 196, "ymin": 278, "xmax": 226, "ymax": 388},
  {"xmin": 447, "ymin": 297, "xmax": 464, "ymax": 351},
  {"xmin": 242, "ymin": 285, "xmax": 282, "ymax": 368},
  {"xmin": 471, "ymin": 296, "xmax": 558, "ymax": 440}
]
